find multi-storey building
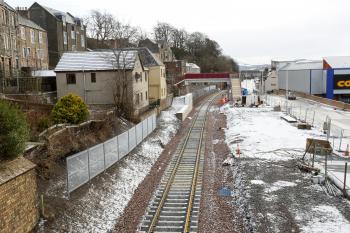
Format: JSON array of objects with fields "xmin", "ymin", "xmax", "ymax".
[
  {"xmin": 23, "ymin": 2, "xmax": 86, "ymax": 69},
  {"xmin": 139, "ymin": 38, "xmax": 175, "ymax": 63},
  {"xmin": 17, "ymin": 14, "xmax": 49, "ymax": 73},
  {"xmin": 0, "ymin": 0, "xmax": 18, "ymax": 91},
  {"xmin": 164, "ymin": 60, "xmax": 186, "ymax": 92}
]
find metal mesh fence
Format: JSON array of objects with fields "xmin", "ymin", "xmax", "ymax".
[
  {"xmin": 147, "ymin": 116, "xmax": 153, "ymax": 135},
  {"xmin": 67, "ymin": 151, "xmax": 90, "ymax": 193},
  {"xmin": 142, "ymin": 120, "xmax": 148, "ymax": 140},
  {"xmin": 128, "ymin": 127, "xmax": 137, "ymax": 152},
  {"xmin": 136, "ymin": 122, "xmax": 143, "ymax": 145},
  {"xmin": 104, "ymin": 137, "xmax": 119, "ymax": 169},
  {"xmin": 118, "ymin": 131, "xmax": 129, "ymax": 159},
  {"xmin": 66, "ymin": 113, "xmax": 157, "ymax": 195},
  {"xmin": 88, "ymin": 144, "xmax": 105, "ymax": 179},
  {"xmin": 265, "ymin": 95, "xmax": 350, "ymax": 152}
]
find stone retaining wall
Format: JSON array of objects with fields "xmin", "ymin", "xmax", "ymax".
[{"xmin": 0, "ymin": 157, "xmax": 39, "ymax": 233}]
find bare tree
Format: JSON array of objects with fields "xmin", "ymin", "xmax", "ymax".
[
  {"xmin": 100, "ymin": 49, "xmax": 137, "ymax": 118},
  {"xmin": 111, "ymin": 21, "xmax": 138, "ymax": 48},
  {"xmin": 153, "ymin": 22, "xmax": 173, "ymax": 45},
  {"xmin": 171, "ymin": 28, "xmax": 187, "ymax": 49},
  {"xmin": 85, "ymin": 10, "xmax": 115, "ymax": 48}
]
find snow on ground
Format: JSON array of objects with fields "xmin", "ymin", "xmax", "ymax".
[
  {"xmin": 223, "ymin": 105, "xmax": 322, "ymax": 161},
  {"xmin": 224, "ymin": 101, "xmax": 350, "ymax": 232},
  {"xmin": 36, "ymin": 108, "xmax": 180, "ymax": 233},
  {"xmin": 265, "ymin": 180, "xmax": 297, "ymax": 193},
  {"xmin": 296, "ymin": 205, "xmax": 350, "ymax": 233},
  {"xmin": 251, "ymin": 180, "xmax": 265, "ymax": 185}
]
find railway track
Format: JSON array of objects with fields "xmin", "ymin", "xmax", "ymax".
[{"xmin": 138, "ymin": 93, "xmax": 220, "ymax": 233}]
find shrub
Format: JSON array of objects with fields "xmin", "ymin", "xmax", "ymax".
[
  {"xmin": 38, "ymin": 116, "xmax": 51, "ymax": 132},
  {"xmin": 0, "ymin": 100, "xmax": 29, "ymax": 160},
  {"xmin": 51, "ymin": 93, "xmax": 89, "ymax": 124}
]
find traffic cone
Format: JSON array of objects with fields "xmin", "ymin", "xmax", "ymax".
[
  {"xmin": 236, "ymin": 144, "xmax": 241, "ymax": 156},
  {"xmin": 345, "ymin": 144, "xmax": 349, "ymax": 157}
]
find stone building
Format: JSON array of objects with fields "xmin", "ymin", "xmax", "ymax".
[
  {"xmin": 0, "ymin": 0, "xmax": 18, "ymax": 92},
  {"xmin": 138, "ymin": 38, "xmax": 175, "ymax": 63},
  {"xmin": 22, "ymin": 2, "xmax": 86, "ymax": 69},
  {"xmin": 134, "ymin": 47, "xmax": 168, "ymax": 110},
  {"xmin": 164, "ymin": 60, "xmax": 187, "ymax": 92},
  {"xmin": 17, "ymin": 14, "xmax": 49, "ymax": 73},
  {"xmin": 55, "ymin": 50, "xmax": 149, "ymax": 118}
]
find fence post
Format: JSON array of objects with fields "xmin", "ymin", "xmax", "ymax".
[
  {"xmin": 117, "ymin": 135, "xmax": 120, "ymax": 160},
  {"xmin": 344, "ymin": 162, "xmax": 348, "ymax": 197},
  {"xmin": 312, "ymin": 145, "xmax": 316, "ymax": 168},
  {"xmin": 66, "ymin": 161, "xmax": 70, "ymax": 199},
  {"xmin": 327, "ymin": 119, "xmax": 331, "ymax": 141},
  {"xmin": 103, "ymin": 142, "xmax": 106, "ymax": 171},
  {"xmin": 127, "ymin": 130, "xmax": 130, "ymax": 153},
  {"xmin": 339, "ymin": 129, "xmax": 344, "ymax": 151},
  {"xmin": 87, "ymin": 150, "xmax": 91, "ymax": 182},
  {"xmin": 325, "ymin": 149, "xmax": 328, "ymax": 180},
  {"xmin": 305, "ymin": 109, "xmax": 308, "ymax": 123}
]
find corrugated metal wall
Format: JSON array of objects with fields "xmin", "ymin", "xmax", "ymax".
[{"xmin": 278, "ymin": 69, "xmax": 325, "ymax": 95}]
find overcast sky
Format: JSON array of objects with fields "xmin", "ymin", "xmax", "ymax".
[{"xmin": 7, "ymin": 0, "xmax": 350, "ymax": 65}]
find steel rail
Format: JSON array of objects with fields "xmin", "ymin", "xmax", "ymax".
[
  {"xmin": 183, "ymin": 100, "xmax": 209, "ymax": 233},
  {"xmin": 146, "ymin": 92, "xmax": 220, "ymax": 233}
]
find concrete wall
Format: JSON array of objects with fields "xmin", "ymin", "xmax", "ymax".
[{"xmin": 0, "ymin": 157, "xmax": 38, "ymax": 233}]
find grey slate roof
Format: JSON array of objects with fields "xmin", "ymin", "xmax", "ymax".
[
  {"xmin": 131, "ymin": 47, "xmax": 163, "ymax": 67},
  {"xmin": 55, "ymin": 51, "xmax": 138, "ymax": 72},
  {"xmin": 138, "ymin": 38, "xmax": 160, "ymax": 54},
  {"xmin": 35, "ymin": 3, "xmax": 76, "ymax": 24},
  {"xmin": 18, "ymin": 15, "xmax": 45, "ymax": 31}
]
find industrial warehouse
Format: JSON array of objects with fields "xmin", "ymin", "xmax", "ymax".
[{"xmin": 268, "ymin": 56, "xmax": 350, "ymax": 103}]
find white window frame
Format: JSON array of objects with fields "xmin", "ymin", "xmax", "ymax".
[
  {"xmin": 63, "ymin": 31, "xmax": 67, "ymax": 45},
  {"xmin": 81, "ymin": 35, "xmax": 85, "ymax": 48},
  {"xmin": 3, "ymin": 34, "xmax": 8, "ymax": 50},
  {"xmin": 20, "ymin": 26, "xmax": 26, "ymax": 40},
  {"xmin": 30, "ymin": 29, "xmax": 35, "ymax": 44},
  {"xmin": 71, "ymin": 30, "xmax": 75, "ymax": 40},
  {"xmin": 39, "ymin": 31, "xmax": 43, "ymax": 44}
]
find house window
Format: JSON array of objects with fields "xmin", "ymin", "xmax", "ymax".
[
  {"xmin": 30, "ymin": 29, "xmax": 35, "ymax": 43},
  {"xmin": 39, "ymin": 32, "xmax": 43, "ymax": 44},
  {"xmin": 146, "ymin": 91, "xmax": 148, "ymax": 100},
  {"xmin": 66, "ymin": 73, "xmax": 76, "ymax": 84},
  {"xmin": 81, "ymin": 35, "xmax": 85, "ymax": 48},
  {"xmin": 141, "ymin": 93, "xmax": 143, "ymax": 101},
  {"xmin": 3, "ymin": 34, "xmax": 8, "ymax": 49},
  {"xmin": 135, "ymin": 93, "xmax": 140, "ymax": 104},
  {"xmin": 37, "ymin": 49, "xmax": 44, "ymax": 59},
  {"xmin": 71, "ymin": 28, "xmax": 76, "ymax": 39},
  {"xmin": 135, "ymin": 72, "xmax": 141, "ymax": 82},
  {"xmin": 145, "ymin": 72, "xmax": 148, "ymax": 82},
  {"xmin": 91, "ymin": 73, "xmax": 96, "ymax": 83},
  {"xmin": 23, "ymin": 47, "xmax": 31, "ymax": 58},
  {"xmin": 63, "ymin": 32, "xmax": 67, "ymax": 45},
  {"xmin": 20, "ymin": 26, "xmax": 25, "ymax": 40}
]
